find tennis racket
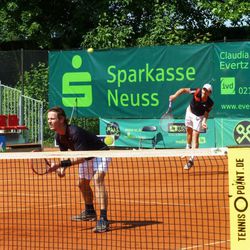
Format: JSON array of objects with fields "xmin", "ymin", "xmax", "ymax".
[
  {"xmin": 31, "ymin": 158, "xmax": 51, "ymax": 175},
  {"xmin": 208, "ymin": 78, "xmax": 215, "ymax": 84},
  {"xmin": 160, "ymin": 101, "xmax": 174, "ymax": 132},
  {"xmin": 69, "ymin": 98, "xmax": 78, "ymax": 124}
]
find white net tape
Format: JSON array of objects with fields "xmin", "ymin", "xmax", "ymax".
[{"xmin": 0, "ymin": 147, "xmax": 228, "ymax": 159}]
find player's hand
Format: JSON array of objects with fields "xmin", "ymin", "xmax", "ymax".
[
  {"xmin": 56, "ymin": 167, "xmax": 66, "ymax": 178},
  {"xmin": 47, "ymin": 162, "xmax": 60, "ymax": 173},
  {"xmin": 169, "ymin": 95, "xmax": 175, "ymax": 102},
  {"xmin": 202, "ymin": 121, "xmax": 207, "ymax": 129}
]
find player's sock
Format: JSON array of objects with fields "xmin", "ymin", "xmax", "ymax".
[
  {"xmin": 86, "ymin": 204, "xmax": 95, "ymax": 213},
  {"xmin": 186, "ymin": 144, "xmax": 191, "ymax": 149},
  {"xmin": 100, "ymin": 209, "xmax": 107, "ymax": 221}
]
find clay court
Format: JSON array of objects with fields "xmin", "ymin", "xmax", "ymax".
[{"xmin": 0, "ymin": 154, "xmax": 230, "ymax": 249}]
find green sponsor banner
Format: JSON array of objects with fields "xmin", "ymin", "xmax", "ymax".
[
  {"xmin": 99, "ymin": 118, "xmax": 215, "ymax": 148},
  {"xmin": 49, "ymin": 42, "xmax": 249, "ymax": 118},
  {"xmin": 214, "ymin": 43, "xmax": 250, "ymax": 117},
  {"xmin": 215, "ymin": 118, "xmax": 250, "ymax": 147}
]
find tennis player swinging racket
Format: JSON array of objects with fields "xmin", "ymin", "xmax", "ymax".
[{"xmin": 169, "ymin": 83, "xmax": 214, "ymax": 170}]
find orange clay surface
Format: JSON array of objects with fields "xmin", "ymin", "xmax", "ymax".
[{"xmin": 0, "ymin": 155, "xmax": 230, "ymax": 250}]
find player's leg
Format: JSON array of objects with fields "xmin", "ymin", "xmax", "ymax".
[
  {"xmin": 184, "ymin": 127, "xmax": 195, "ymax": 170},
  {"xmin": 93, "ymin": 171, "xmax": 108, "ymax": 211},
  {"xmin": 184, "ymin": 108, "xmax": 195, "ymax": 170},
  {"xmin": 192, "ymin": 130, "xmax": 200, "ymax": 148},
  {"xmin": 192, "ymin": 114, "xmax": 203, "ymax": 149},
  {"xmin": 184, "ymin": 115, "xmax": 203, "ymax": 170},
  {"xmin": 71, "ymin": 161, "xmax": 97, "ymax": 221},
  {"xmin": 92, "ymin": 157, "xmax": 111, "ymax": 233},
  {"xmin": 185, "ymin": 107, "xmax": 193, "ymax": 149},
  {"xmin": 93, "ymin": 171, "xmax": 109, "ymax": 231},
  {"xmin": 186, "ymin": 127, "xmax": 193, "ymax": 149}
]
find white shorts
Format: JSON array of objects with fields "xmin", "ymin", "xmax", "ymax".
[
  {"xmin": 185, "ymin": 107, "xmax": 204, "ymax": 132},
  {"xmin": 78, "ymin": 157, "xmax": 111, "ymax": 180}
]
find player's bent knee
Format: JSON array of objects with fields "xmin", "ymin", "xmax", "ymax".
[
  {"xmin": 93, "ymin": 171, "xmax": 105, "ymax": 185},
  {"xmin": 78, "ymin": 178, "xmax": 90, "ymax": 189},
  {"xmin": 186, "ymin": 127, "xmax": 193, "ymax": 134}
]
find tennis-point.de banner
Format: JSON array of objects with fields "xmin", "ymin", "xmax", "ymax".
[
  {"xmin": 49, "ymin": 42, "xmax": 250, "ymax": 119},
  {"xmin": 228, "ymin": 147, "xmax": 250, "ymax": 250}
]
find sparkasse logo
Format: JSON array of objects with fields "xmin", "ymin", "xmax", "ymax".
[{"xmin": 62, "ymin": 55, "xmax": 93, "ymax": 107}]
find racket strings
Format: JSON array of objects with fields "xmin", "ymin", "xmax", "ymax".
[{"xmin": 31, "ymin": 159, "xmax": 50, "ymax": 175}]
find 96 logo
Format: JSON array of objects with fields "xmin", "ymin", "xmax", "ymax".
[{"xmin": 234, "ymin": 121, "xmax": 250, "ymax": 145}]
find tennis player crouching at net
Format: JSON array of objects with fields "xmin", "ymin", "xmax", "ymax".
[
  {"xmin": 47, "ymin": 106, "xmax": 111, "ymax": 233},
  {"xmin": 169, "ymin": 83, "xmax": 214, "ymax": 170}
]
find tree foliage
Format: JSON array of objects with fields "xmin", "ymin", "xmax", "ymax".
[
  {"xmin": 15, "ymin": 63, "xmax": 55, "ymax": 144},
  {"xmin": 0, "ymin": 0, "xmax": 109, "ymax": 48},
  {"xmin": 0, "ymin": 0, "xmax": 249, "ymax": 49},
  {"xmin": 16, "ymin": 63, "xmax": 48, "ymax": 104},
  {"xmin": 81, "ymin": 0, "xmax": 249, "ymax": 49}
]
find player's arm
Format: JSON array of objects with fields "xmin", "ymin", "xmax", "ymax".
[
  {"xmin": 202, "ymin": 104, "xmax": 213, "ymax": 129},
  {"xmin": 48, "ymin": 157, "xmax": 85, "ymax": 173},
  {"xmin": 169, "ymin": 88, "xmax": 190, "ymax": 102},
  {"xmin": 202, "ymin": 111, "xmax": 209, "ymax": 129}
]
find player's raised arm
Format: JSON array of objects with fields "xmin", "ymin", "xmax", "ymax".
[{"xmin": 169, "ymin": 88, "xmax": 190, "ymax": 102}]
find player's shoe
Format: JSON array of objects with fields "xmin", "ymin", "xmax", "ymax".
[
  {"xmin": 71, "ymin": 210, "xmax": 97, "ymax": 221},
  {"xmin": 93, "ymin": 217, "xmax": 110, "ymax": 233},
  {"xmin": 184, "ymin": 160, "xmax": 194, "ymax": 170}
]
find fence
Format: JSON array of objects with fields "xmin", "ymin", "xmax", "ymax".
[{"xmin": 0, "ymin": 82, "xmax": 43, "ymax": 146}]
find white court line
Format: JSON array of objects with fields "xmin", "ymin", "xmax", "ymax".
[
  {"xmin": 0, "ymin": 176, "xmax": 50, "ymax": 183},
  {"xmin": 0, "ymin": 191, "xmax": 52, "ymax": 197},
  {"xmin": 0, "ymin": 194, "xmax": 192, "ymax": 213},
  {"xmin": 0, "ymin": 202, "xmax": 73, "ymax": 213},
  {"xmin": 115, "ymin": 198, "xmax": 192, "ymax": 207},
  {"xmin": 114, "ymin": 198, "xmax": 229, "ymax": 209},
  {"xmin": 0, "ymin": 192, "xmax": 229, "ymax": 213},
  {"xmin": 180, "ymin": 240, "xmax": 230, "ymax": 250}
]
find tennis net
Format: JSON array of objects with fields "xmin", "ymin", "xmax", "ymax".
[{"xmin": 0, "ymin": 148, "xmax": 229, "ymax": 250}]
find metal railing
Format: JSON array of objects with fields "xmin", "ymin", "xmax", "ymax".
[{"xmin": 0, "ymin": 82, "xmax": 43, "ymax": 146}]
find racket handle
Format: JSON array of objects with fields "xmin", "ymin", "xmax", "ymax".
[{"xmin": 169, "ymin": 101, "xmax": 172, "ymax": 109}]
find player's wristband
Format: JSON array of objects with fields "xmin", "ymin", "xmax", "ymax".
[{"xmin": 60, "ymin": 159, "xmax": 72, "ymax": 168}]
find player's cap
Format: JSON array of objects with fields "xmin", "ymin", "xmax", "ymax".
[{"xmin": 203, "ymin": 83, "xmax": 213, "ymax": 93}]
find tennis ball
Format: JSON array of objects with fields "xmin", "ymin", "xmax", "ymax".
[
  {"xmin": 104, "ymin": 135, "xmax": 114, "ymax": 146},
  {"xmin": 87, "ymin": 48, "xmax": 94, "ymax": 53}
]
